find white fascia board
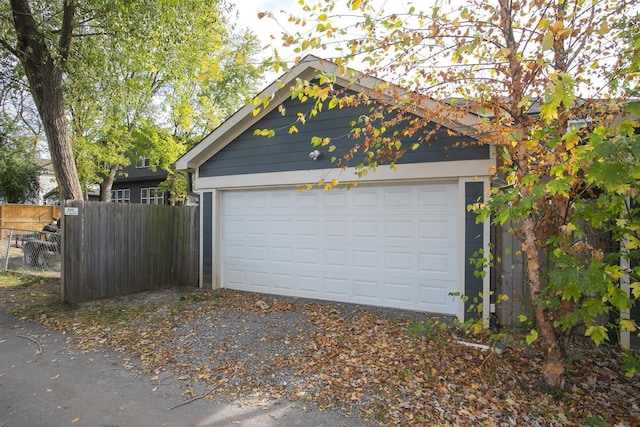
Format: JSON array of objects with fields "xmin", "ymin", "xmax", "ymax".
[{"xmin": 193, "ymin": 158, "xmax": 495, "ymax": 191}]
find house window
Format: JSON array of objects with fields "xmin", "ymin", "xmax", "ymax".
[
  {"xmin": 567, "ymin": 119, "xmax": 592, "ymax": 131},
  {"xmin": 136, "ymin": 156, "xmax": 159, "ymax": 168},
  {"xmin": 141, "ymin": 187, "xmax": 165, "ymax": 205},
  {"xmin": 111, "ymin": 189, "xmax": 130, "ymax": 203}
]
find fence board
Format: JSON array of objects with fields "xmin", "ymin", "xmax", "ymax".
[
  {"xmin": 62, "ymin": 201, "xmax": 199, "ymax": 303},
  {"xmin": 0, "ymin": 204, "xmax": 61, "ymax": 237}
]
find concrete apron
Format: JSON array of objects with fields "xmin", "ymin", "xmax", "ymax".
[{"xmin": 0, "ymin": 311, "xmax": 369, "ymax": 427}]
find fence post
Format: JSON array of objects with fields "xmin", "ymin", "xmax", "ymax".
[{"xmin": 3, "ymin": 229, "xmax": 13, "ymax": 271}]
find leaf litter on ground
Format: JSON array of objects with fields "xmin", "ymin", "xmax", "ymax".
[{"xmin": 1, "ymin": 275, "xmax": 638, "ymax": 426}]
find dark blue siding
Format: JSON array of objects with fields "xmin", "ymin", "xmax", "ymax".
[
  {"xmin": 202, "ymin": 192, "xmax": 213, "ymax": 287},
  {"xmin": 464, "ymin": 181, "xmax": 485, "ymax": 320},
  {"xmin": 200, "ymin": 96, "xmax": 489, "ymax": 177}
]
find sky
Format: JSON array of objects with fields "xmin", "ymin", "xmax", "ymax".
[{"xmin": 233, "ymin": 0, "xmax": 300, "ymax": 59}]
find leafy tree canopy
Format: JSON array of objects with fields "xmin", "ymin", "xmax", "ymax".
[
  {"xmin": 260, "ymin": 0, "xmax": 640, "ymax": 386},
  {"xmin": 0, "ymin": 116, "xmax": 41, "ymax": 203},
  {"xmin": 1, "ymin": 0, "xmax": 265, "ymax": 201}
]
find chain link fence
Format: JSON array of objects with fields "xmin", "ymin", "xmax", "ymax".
[{"xmin": 1, "ymin": 227, "xmax": 61, "ymax": 277}]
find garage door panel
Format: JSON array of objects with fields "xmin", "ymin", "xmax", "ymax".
[
  {"xmin": 384, "ymin": 281, "xmax": 413, "ymax": 305},
  {"xmin": 226, "ymin": 219, "xmax": 245, "ymax": 236},
  {"xmin": 417, "ymin": 281, "xmax": 457, "ymax": 310},
  {"xmin": 418, "ymin": 219, "xmax": 455, "ymax": 241},
  {"xmin": 418, "ymin": 187, "xmax": 457, "ymax": 213},
  {"xmin": 295, "ymin": 191, "xmax": 319, "ymax": 208},
  {"xmin": 271, "ymin": 220, "xmax": 293, "ymax": 236},
  {"xmin": 324, "ymin": 191, "xmax": 347, "ymax": 207},
  {"xmin": 353, "ymin": 220, "xmax": 379, "ymax": 238},
  {"xmin": 247, "ymin": 220, "xmax": 268, "ymax": 236},
  {"xmin": 353, "ymin": 191, "xmax": 378, "ymax": 208},
  {"xmin": 226, "ymin": 268, "xmax": 246, "ymax": 286},
  {"xmin": 298, "ymin": 275, "xmax": 322, "ymax": 295},
  {"xmin": 226, "ymin": 244, "xmax": 246, "ymax": 261},
  {"xmin": 353, "ymin": 279, "xmax": 381, "ymax": 303},
  {"xmin": 418, "ymin": 251, "xmax": 456, "ymax": 275},
  {"xmin": 222, "ymin": 183, "xmax": 460, "ymax": 315},
  {"xmin": 272, "ymin": 273, "xmax": 294, "ymax": 291},
  {"xmin": 384, "ymin": 251, "xmax": 413, "ymax": 272},
  {"xmin": 271, "ymin": 246, "xmax": 294, "ymax": 263},
  {"xmin": 324, "ymin": 248, "xmax": 349, "ymax": 268},
  {"xmin": 384, "ymin": 220, "xmax": 413, "ymax": 239},
  {"xmin": 296, "ymin": 220, "xmax": 320, "ymax": 236},
  {"xmin": 352, "ymin": 250, "xmax": 381, "ymax": 271},
  {"xmin": 324, "ymin": 220, "xmax": 349, "ymax": 236},
  {"xmin": 384, "ymin": 188, "xmax": 412, "ymax": 207},
  {"xmin": 324, "ymin": 277, "xmax": 350, "ymax": 298},
  {"xmin": 248, "ymin": 271, "xmax": 268, "ymax": 288},
  {"xmin": 297, "ymin": 247, "xmax": 320, "ymax": 265}
]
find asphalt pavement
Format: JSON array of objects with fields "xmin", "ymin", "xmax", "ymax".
[{"xmin": 0, "ymin": 310, "xmax": 370, "ymax": 427}]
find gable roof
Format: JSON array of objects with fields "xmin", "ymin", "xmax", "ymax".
[{"xmin": 174, "ymin": 55, "xmax": 483, "ymax": 172}]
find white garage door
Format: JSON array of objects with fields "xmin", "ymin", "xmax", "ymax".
[{"xmin": 221, "ymin": 183, "xmax": 460, "ymax": 314}]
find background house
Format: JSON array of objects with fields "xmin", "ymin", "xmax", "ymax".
[
  {"xmin": 26, "ymin": 159, "xmax": 57, "ymax": 205},
  {"xmin": 175, "ymin": 56, "xmax": 495, "ymax": 322},
  {"xmin": 41, "ymin": 156, "xmax": 169, "ymax": 205},
  {"xmin": 110, "ymin": 156, "xmax": 170, "ymax": 204}
]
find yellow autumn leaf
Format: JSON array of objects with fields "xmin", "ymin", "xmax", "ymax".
[
  {"xmin": 598, "ymin": 19, "xmax": 609, "ymax": 35},
  {"xmin": 620, "ymin": 319, "xmax": 637, "ymax": 332}
]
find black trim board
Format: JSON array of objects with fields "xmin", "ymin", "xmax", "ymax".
[
  {"xmin": 464, "ymin": 181, "xmax": 485, "ymax": 320},
  {"xmin": 202, "ymin": 192, "xmax": 213, "ymax": 288}
]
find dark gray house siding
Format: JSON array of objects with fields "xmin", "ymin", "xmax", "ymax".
[
  {"xmin": 111, "ymin": 165, "xmax": 170, "ymax": 205},
  {"xmin": 200, "ymin": 94, "xmax": 490, "ymax": 178}
]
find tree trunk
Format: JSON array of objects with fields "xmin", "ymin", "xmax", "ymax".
[
  {"xmin": 99, "ymin": 168, "xmax": 117, "ymax": 202},
  {"xmin": 10, "ymin": 0, "xmax": 84, "ymax": 201},
  {"xmin": 521, "ymin": 217, "xmax": 565, "ymax": 387},
  {"xmin": 35, "ymin": 71, "xmax": 84, "ymax": 201}
]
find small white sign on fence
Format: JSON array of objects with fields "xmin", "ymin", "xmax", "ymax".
[{"xmin": 64, "ymin": 207, "xmax": 79, "ymax": 216}]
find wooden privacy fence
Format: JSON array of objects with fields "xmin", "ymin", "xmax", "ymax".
[
  {"xmin": 62, "ymin": 201, "xmax": 199, "ymax": 303},
  {"xmin": 0, "ymin": 204, "xmax": 60, "ymax": 236}
]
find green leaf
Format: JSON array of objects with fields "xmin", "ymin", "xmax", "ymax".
[
  {"xmin": 585, "ymin": 325, "xmax": 608, "ymax": 346},
  {"xmin": 626, "ymin": 101, "xmax": 640, "ymax": 115},
  {"xmin": 546, "ymin": 179, "xmax": 571, "ymax": 196},
  {"xmin": 542, "ymin": 32, "xmax": 554, "ymax": 51},
  {"xmin": 540, "ymin": 103, "xmax": 558, "ymax": 122},
  {"xmin": 525, "ymin": 329, "xmax": 538, "ymax": 345},
  {"xmin": 631, "ymin": 282, "xmax": 640, "ymax": 299}
]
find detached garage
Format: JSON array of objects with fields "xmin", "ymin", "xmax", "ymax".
[{"xmin": 175, "ymin": 56, "xmax": 495, "ymax": 320}]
